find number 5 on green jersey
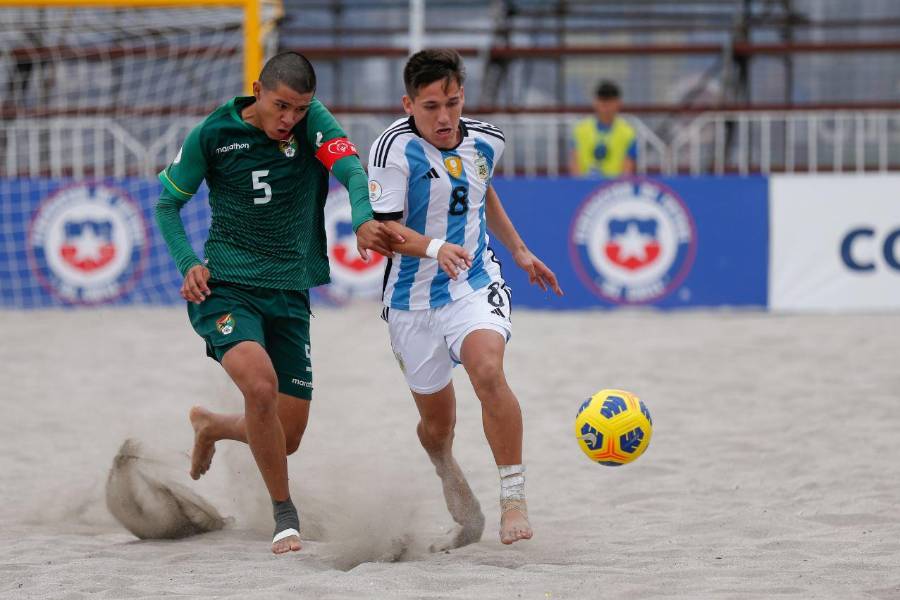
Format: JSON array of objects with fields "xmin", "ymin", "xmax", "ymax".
[{"xmin": 252, "ymin": 170, "xmax": 271, "ymax": 205}]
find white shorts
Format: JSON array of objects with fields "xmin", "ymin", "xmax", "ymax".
[{"xmin": 386, "ymin": 282, "xmax": 512, "ymax": 394}]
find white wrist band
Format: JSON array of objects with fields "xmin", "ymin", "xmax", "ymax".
[{"xmin": 426, "ymin": 238, "xmax": 446, "ymax": 259}]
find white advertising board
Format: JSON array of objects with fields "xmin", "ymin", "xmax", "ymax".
[{"xmin": 770, "ymin": 175, "xmax": 900, "ymax": 312}]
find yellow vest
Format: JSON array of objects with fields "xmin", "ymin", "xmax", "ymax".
[{"xmin": 572, "ymin": 116, "xmax": 636, "ymax": 177}]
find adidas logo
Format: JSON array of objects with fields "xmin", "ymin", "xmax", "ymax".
[
  {"xmin": 491, "ymin": 307, "xmax": 505, "ymax": 318},
  {"xmin": 423, "ymin": 167, "xmax": 440, "ymax": 180}
]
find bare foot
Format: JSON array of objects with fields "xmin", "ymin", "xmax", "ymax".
[
  {"xmin": 429, "ymin": 517, "xmax": 485, "ymax": 553},
  {"xmin": 188, "ymin": 406, "xmax": 216, "ymax": 480},
  {"xmin": 499, "ymin": 499, "xmax": 533, "ymax": 545},
  {"xmin": 272, "ymin": 532, "xmax": 302, "ymax": 554},
  {"xmin": 428, "ymin": 454, "xmax": 485, "ymax": 551}
]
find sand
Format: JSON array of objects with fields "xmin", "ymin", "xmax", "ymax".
[{"xmin": 1, "ymin": 304, "xmax": 899, "ymax": 599}]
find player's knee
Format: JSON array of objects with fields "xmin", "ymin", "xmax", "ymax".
[
  {"xmin": 420, "ymin": 417, "xmax": 455, "ymax": 446},
  {"xmin": 467, "ymin": 358, "xmax": 506, "ymax": 395},
  {"xmin": 244, "ymin": 377, "xmax": 278, "ymax": 416}
]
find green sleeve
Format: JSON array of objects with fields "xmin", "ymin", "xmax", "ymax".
[
  {"xmin": 304, "ymin": 98, "xmax": 346, "ymax": 148},
  {"xmin": 304, "ymin": 99, "xmax": 371, "ymax": 230},
  {"xmin": 332, "ymin": 155, "xmax": 373, "ymax": 232},
  {"xmin": 155, "ymin": 188, "xmax": 202, "ymax": 276},
  {"xmin": 158, "ymin": 122, "xmax": 208, "ymax": 201}
]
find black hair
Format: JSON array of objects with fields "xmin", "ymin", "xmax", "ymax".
[
  {"xmin": 403, "ymin": 49, "xmax": 465, "ymax": 98},
  {"xmin": 259, "ymin": 51, "xmax": 316, "ymax": 94},
  {"xmin": 595, "ymin": 80, "xmax": 621, "ymax": 100}
]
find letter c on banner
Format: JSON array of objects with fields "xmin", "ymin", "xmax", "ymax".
[{"xmin": 840, "ymin": 228, "xmax": 875, "ymax": 272}]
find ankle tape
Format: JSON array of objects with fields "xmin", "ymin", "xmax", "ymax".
[
  {"xmin": 499, "ymin": 464, "xmax": 525, "ymax": 501},
  {"xmin": 272, "ymin": 497, "xmax": 300, "ymax": 538}
]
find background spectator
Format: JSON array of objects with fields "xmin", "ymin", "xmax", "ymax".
[{"xmin": 570, "ymin": 80, "xmax": 637, "ymax": 177}]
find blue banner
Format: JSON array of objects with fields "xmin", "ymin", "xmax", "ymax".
[
  {"xmin": 0, "ymin": 176, "xmax": 768, "ymax": 309},
  {"xmin": 490, "ymin": 177, "xmax": 769, "ymax": 309},
  {"xmin": 0, "ymin": 179, "xmax": 209, "ymax": 308}
]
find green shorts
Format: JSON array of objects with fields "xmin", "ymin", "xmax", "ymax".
[{"xmin": 187, "ymin": 280, "xmax": 313, "ymax": 400}]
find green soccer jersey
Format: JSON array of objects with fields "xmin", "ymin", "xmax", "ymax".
[{"xmin": 156, "ymin": 96, "xmax": 371, "ymax": 291}]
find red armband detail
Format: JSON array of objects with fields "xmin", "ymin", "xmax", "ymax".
[{"xmin": 315, "ymin": 137, "xmax": 359, "ymax": 171}]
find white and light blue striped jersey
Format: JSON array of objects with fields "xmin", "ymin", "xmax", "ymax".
[{"xmin": 368, "ymin": 116, "xmax": 506, "ymax": 311}]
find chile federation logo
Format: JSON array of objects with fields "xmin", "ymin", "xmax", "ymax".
[
  {"xmin": 28, "ymin": 183, "xmax": 148, "ymax": 304},
  {"xmin": 569, "ymin": 180, "xmax": 697, "ymax": 305}
]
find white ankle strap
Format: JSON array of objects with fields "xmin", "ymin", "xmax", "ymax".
[{"xmin": 272, "ymin": 528, "xmax": 300, "ymax": 544}]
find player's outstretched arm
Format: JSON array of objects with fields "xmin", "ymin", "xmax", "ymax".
[
  {"xmin": 355, "ymin": 220, "xmax": 405, "ymax": 260},
  {"xmin": 330, "ymin": 155, "xmax": 404, "ymax": 259},
  {"xmin": 485, "ymin": 185, "xmax": 563, "ymax": 296},
  {"xmin": 379, "ymin": 220, "xmax": 472, "ymax": 280},
  {"xmin": 306, "ymin": 100, "xmax": 404, "ymax": 259}
]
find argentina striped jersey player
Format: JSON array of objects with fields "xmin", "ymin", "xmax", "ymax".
[{"xmin": 367, "ymin": 115, "xmax": 506, "ymax": 310}]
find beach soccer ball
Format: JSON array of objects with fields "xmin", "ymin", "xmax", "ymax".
[{"xmin": 575, "ymin": 389, "xmax": 653, "ymax": 466}]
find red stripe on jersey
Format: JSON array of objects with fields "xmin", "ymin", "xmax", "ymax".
[{"xmin": 315, "ymin": 137, "xmax": 358, "ymax": 170}]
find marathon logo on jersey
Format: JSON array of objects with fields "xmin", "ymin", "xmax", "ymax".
[
  {"xmin": 319, "ymin": 186, "xmax": 386, "ymax": 304},
  {"xmin": 215, "ymin": 142, "xmax": 250, "ymax": 155},
  {"xmin": 28, "ymin": 183, "xmax": 148, "ymax": 304},
  {"xmin": 569, "ymin": 179, "xmax": 696, "ymax": 305},
  {"xmin": 314, "ymin": 137, "xmax": 358, "ymax": 170}
]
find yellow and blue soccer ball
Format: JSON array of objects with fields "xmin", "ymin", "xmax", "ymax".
[{"xmin": 575, "ymin": 389, "xmax": 653, "ymax": 466}]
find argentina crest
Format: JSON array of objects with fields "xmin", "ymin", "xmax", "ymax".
[
  {"xmin": 27, "ymin": 183, "xmax": 148, "ymax": 305},
  {"xmin": 569, "ymin": 179, "xmax": 696, "ymax": 305},
  {"xmin": 474, "ymin": 151, "xmax": 489, "ymax": 182}
]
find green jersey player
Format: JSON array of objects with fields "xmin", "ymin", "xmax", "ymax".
[{"xmin": 155, "ymin": 52, "xmax": 402, "ymax": 554}]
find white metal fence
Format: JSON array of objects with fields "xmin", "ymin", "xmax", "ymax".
[
  {"xmin": 670, "ymin": 111, "xmax": 900, "ymax": 175},
  {"xmin": 2, "ymin": 110, "xmax": 900, "ymax": 178}
]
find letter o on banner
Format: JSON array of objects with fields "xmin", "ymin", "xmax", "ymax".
[{"xmin": 883, "ymin": 229, "xmax": 900, "ymax": 271}]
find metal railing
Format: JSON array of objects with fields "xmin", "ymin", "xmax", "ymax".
[
  {"xmin": 2, "ymin": 110, "xmax": 899, "ymax": 179},
  {"xmin": 669, "ymin": 110, "xmax": 900, "ymax": 175}
]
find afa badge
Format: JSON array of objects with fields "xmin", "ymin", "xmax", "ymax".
[
  {"xmin": 474, "ymin": 151, "xmax": 489, "ymax": 182},
  {"xmin": 443, "ymin": 156, "xmax": 463, "ymax": 179}
]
